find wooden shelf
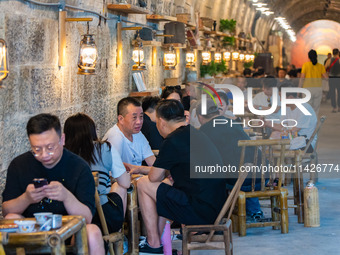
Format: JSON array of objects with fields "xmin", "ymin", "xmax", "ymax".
[
  {"xmin": 163, "ymin": 43, "xmax": 186, "ymax": 48},
  {"xmin": 146, "ymin": 14, "xmax": 177, "ymax": 22},
  {"xmin": 190, "ymin": 26, "xmax": 211, "ymax": 32},
  {"xmin": 107, "ymin": 4, "xmax": 151, "ymax": 14},
  {"xmin": 132, "ymin": 40, "xmax": 162, "ymax": 47},
  {"xmin": 204, "ymin": 31, "xmax": 217, "ymax": 35},
  {"xmin": 129, "ymin": 91, "xmax": 159, "ymax": 97},
  {"xmin": 192, "ymin": 46, "xmax": 203, "ymax": 51}
]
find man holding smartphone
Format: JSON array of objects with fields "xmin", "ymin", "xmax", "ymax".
[{"xmin": 2, "ymin": 113, "xmax": 105, "ymax": 255}]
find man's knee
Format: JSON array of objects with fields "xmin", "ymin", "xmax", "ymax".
[
  {"xmin": 136, "ymin": 175, "xmax": 150, "ymax": 192},
  {"xmin": 86, "ymin": 224, "xmax": 103, "ymax": 243}
]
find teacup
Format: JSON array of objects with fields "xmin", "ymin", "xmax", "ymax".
[
  {"xmin": 14, "ymin": 220, "xmax": 36, "ymax": 233},
  {"xmin": 51, "ymin": 214, "xmax": 62, "ymax": 229},
  {"xmin": 34, "ymin": 212, "xmax": 53, "ymax": 225}
]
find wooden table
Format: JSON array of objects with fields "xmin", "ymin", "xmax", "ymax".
[{"xmin": 0, "ymin": 215, "xmax": 88, "ymax": 255}]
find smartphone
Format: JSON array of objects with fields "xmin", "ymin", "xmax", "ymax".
[{"xmin": 33, "ymin": 178, "xmax": 48, "ymax": 188}]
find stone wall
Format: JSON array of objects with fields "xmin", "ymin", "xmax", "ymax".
[{"xmin": 0, "ymin": 0, "xmax": 276, "ymax": 213}]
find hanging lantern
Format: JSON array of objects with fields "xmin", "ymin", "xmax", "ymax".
[
  {"xmin": 214, "ymin": 52, "xmax": 222, "ymax": 63},
  {"xmin": 232, "ymin": 51, "xmax": 239, "ymax": 61},
  {"xmin": 132, "ymin": 41, "xmax": 146, "ymax": 71},
  {"xmin": 245, "ymin": 54, "xmax": 252, "ymax": 62},
  {"xmin": 250, "ymin": 54, "xmax": 255, "ymax": 62},
  {"xmin": 202, "ymin": 50, "xmax": 211, "ymax": 65},
  {"xmin": 239, "ymin": 53, "xmax": 245, "ymax": 61},
  {"xmin": 186, "ymin": 50, "xmax": 196, "ymax": 68},
  {"xmin": 77, "ymin": 34, "xmax": 98, "ymax": 75},
  {"xmin": 0, "ymin": 39, "xmax": 9, "ymax": 83},
  {"xmin": 223, "ymin": 51, "xmax": 231, "ymax": 62},
  {"xmin": 163, "ymin": 46, "xmax": 177, "ymax": 70}
]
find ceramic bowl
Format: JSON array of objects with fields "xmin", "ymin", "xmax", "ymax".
[
  {"xmin": 33, "ymin": 212, "xmax": 53, "ymax": 225},
  {"xmin": 14, "ymin": 220, "xmax": 36, "ymax": 233}
]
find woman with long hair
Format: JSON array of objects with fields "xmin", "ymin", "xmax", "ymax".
[
  {"xmin": 64, "ymin": 113, "xmax": 130, "ymax": 233},
  {"xmin": 299, "ymin": 49, "xmax": 328, "ymax": 114}
]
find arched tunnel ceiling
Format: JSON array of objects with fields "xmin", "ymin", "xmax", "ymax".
[{"xmin": 268, "ymin": 0, "xmax": 340, "ymax": 32}]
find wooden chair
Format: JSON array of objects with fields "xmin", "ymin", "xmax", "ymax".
[
  {"xmin": 237, "ymin": 139, "xmax": 290, "ymax": 236},
  {"xmin": 92, "ymin": 172, "xmax": 124, "ymax": 255},
  {"xmin": 182, "ymin": 171, "xmax": 247, "ymax": 255},
  {"xmin": 274, "ymin": 115, "xmax": 327, "ymax": 223}
]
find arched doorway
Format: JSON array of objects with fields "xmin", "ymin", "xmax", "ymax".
[{"xmin": 291, "ymin": 20, "xmax": 340, "ymax": 68}]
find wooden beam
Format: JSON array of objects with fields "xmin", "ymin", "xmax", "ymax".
[
  {"xmin": 117, "ymin": 22, "xmax": 122, "ymax": 67},
  {"xmin": 58, "ymin": 11, "xmax": 66, "ymax": 67}
]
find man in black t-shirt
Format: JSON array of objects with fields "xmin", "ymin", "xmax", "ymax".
[
  {"xmin": 2, "ymin": 113, "xmax": 104, "ymax": 255},
  {"xmin": 196, "ymin": 99, "xmax": 264, "ymax": 220},
  {"xmin": 137, "ymin": 100, "xmax": 226, "ymax": 254}
]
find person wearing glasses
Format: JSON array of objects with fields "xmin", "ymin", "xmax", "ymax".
[{"xmin": 2, "ymin": 113, "xmax": 105, "ymax": 255}]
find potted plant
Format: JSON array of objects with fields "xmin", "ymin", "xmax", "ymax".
[
  {"xmin": 219, "ymin": 19, "xmax": 236, "ymax": 34},
  {"xmin": 200, "ymin": 60, "xmax": 228, "ymax": 78},
  {"xmin": 222, "ymin": 36, "xmax": 235, "ymax": 47}
]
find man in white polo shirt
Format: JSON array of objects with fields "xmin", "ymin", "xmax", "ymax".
[{"xmin": 103, "ymin": 97, "xmax": 155, "ymax": 168}]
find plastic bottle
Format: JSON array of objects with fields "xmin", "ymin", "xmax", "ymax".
[{"xmin": 161, "ymin": 221, "xmax": 172, "ymax": 255}]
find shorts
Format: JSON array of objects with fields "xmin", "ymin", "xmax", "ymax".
[
  {"xmin": 156, "ymin": 183, "xmax": 207, "ymax": 225},
  {"xmin": 92, "ymin": 192, "xmax": 124, "ymax": 233}
]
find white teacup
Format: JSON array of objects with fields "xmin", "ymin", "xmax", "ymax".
[
  {"xmin": 34, "ymin": 212, "xmax": 53, "ymax": 225},
  {"xmin": 14, "ymin": 220, "xmax": 36, "ymax": 233}
]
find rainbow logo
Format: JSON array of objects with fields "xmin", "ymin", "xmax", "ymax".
[{"xmin": 197, "ymin": 82, "xmax": 223, "ymax": 106}]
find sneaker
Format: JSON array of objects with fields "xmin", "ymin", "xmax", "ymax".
[{"xmin": 139, "ymin": 238, "xmax": 163, "ymax": 254}]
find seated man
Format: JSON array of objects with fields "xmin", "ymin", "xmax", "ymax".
[
  {"xmin": 266, "ymin": 84, "xmax": 317, "ymax": 153},
  {"xmin": 103, "ymin": 97, "xmax": 155, "ymax": 168},
  {"xmin": 196, "ymin": 99, "xmax": 264, "ymax": 220},
  {"xmin": 141, "ymin": 96, "xmax": 164, "ymax": 150},
  {"xmin": 2, "ymin": 113, "xmax": 104, "ymax": 255},
  {"xmin": 137, "ymin": 100, "xmax": 227, "ymax": 254}
]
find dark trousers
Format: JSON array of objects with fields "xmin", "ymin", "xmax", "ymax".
[{"xmin": 329, "ymin": 77, "xmax": 340, "ymax": 109}]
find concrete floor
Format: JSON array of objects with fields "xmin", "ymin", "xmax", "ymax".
[{"xmin": 171, "ymin": 100, "xmax": 340, "ymax": 255}]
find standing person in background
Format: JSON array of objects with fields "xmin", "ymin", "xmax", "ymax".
[
  {"xmin": 299, "ymin": 49, "xmax": 328, "ymax": 115},
  {"xmin": 324, "ymin": 52, "xmax": 332, "ymax": 66},
  {"xmin": 64, "ymin": 113, "xmax": 131, "ymax": 234},
  {"xmin": 325, "ymin": 48, "xmax": 340, "ymax": 113}
]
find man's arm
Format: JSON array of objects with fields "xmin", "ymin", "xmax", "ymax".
[
  {"xmin": 144, "ymin": 155, "xmax": 156, "ymax": 166},
  {"xmin": 2, "ymin": 184, "xmax": 46, "ymax": 216},
  {"xmin": 148, "ymin": 166, "xmax": 166, "ymax": 183},
  {"xmin": 44, "ymin": 182, "xmax": 93, "ymax": 224},
  {"xmin": 298, "ymin": 73, "xmax": 305, "ymax": 88},
  {"xmin": 116, "ymin": 172, "xmax": 131, "ymax": 189}
]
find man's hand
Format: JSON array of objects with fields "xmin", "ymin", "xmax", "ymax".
[
  {"xmin": 44, "ymin": 181, "xmax": 70, "ymax": 202},
  {"xmin": 25, "ymin": 184, "xmax": 46, "ymax": 204}
]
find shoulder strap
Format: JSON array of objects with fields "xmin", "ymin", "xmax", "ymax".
[{"xmin": 329, "ymin": 58, "xmax": 339, "ymax": 70}]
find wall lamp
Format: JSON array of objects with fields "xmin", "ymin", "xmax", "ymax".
[
  {"xmin": 202, "ymin": 50, "xmax": 211, "ymax": 65},
  {"xmin": 186, "ymin": 48, "xmax": 196, "ymax": 68},
  {"xmin": 214, "ymin": 52, "xmax": 222, "ymax": 63},
  {"xmin": 59, "ymin": 11, "xmax": 98, "ymax": 74},
  {"xmin": 132, "ymin": 32, "xmax": 146, "ymax": 71},
  {"xmin": 163, "ymin": 46, "xmax": 177, "ymax": 70},
  {"xmin": 223, "ymin": 51, "xmax": 231, "ymax": 62},
  {"xmin": 0, "ymin": 39, "xmax": 9, "ymax": 86},
  {"xmin": 232, "ymin": 51, "xmax": 240, "ymax": 61}
]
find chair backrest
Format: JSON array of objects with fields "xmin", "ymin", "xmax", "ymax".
[
  {"xmin": 92, "ymin": 172, "xmax": 110, "ymax": 237},
  {"xmin": 303, "ymin": 115, "xmax": 326, "ymax": 155},
  {"xmin": 238, "ymin": 139, "xmax": 290, "ymax": 191},
  {"xmin": 206, "ymin": 171, "xmax": 248, "ymax": 242}
]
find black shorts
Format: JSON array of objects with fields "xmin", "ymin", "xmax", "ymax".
[
  {"xmin": 156, "ymin": 183, "xmax": 207, "ymax": 225},
  {"xmin": 92, "ymin": 192, "xmax": 124, "ymax": 233}
]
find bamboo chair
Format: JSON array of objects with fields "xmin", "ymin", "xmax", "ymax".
[
  {"xmin": 92, "ymin": 172, "xmax": 124, "ymax": 255},
  {"xmin": 273, "ymin": 115, "xmax": 327, "ymax": 223},
  {"xmin": 182, "ymin": 171, "xmax": 247, "ymax": 255},
  {"xmin": 237, "ymin": 139, "xmax": 290, "ymax": 236}
]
